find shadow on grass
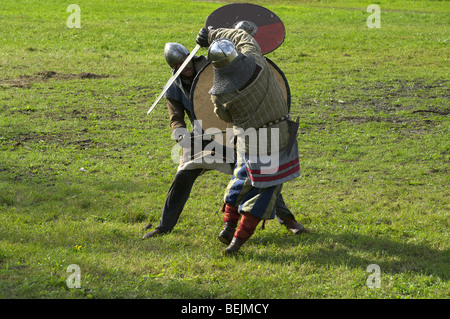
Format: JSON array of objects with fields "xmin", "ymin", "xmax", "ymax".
[{"xmin": 247, "ymin": 231, "xmax": 449, "ymax": 280}]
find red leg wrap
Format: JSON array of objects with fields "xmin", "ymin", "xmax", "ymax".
[
  {"xmin": 223, "ymin": 204, "xmax": 240, "ymax": 224},
  {"xmin": 234, "ymin": 212, "xmax": 261, "ymax": 243}
]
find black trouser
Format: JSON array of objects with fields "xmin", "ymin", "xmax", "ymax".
[
  {"xmin": 157, "ymin": 169, "xmax": 203, "ymax": 233},
  {"xmin": 156, "ymin": 169, "xmax": 295, "ymax": 233}
]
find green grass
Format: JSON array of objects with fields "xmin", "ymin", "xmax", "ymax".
[{"xmin": 0, "ymin": 0, "xmax": 448, "ymax": 299}]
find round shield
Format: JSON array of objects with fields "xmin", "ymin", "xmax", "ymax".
[
  {"xmin": 190, "ymin": 57, "xmax": 291, "ymax": 142},
  {"xmin": 205, "ymin": 3, "xmax": 285, "ymax": 55}
]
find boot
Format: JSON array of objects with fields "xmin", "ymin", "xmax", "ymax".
[
  {"xmin": 224, "ymin": 237, "xmax": 244, "ymax": 255},
  {"xmin": 283, "ymin": 216, "xmax": 309, "ymax": 235},
  {"xmin": 218, "ymin": 222, "xmax": 237, "ymax": 245},
  {"xmin": 218, "ymin": 204, "xmax": 240, "ymax": 245},
  {"xmin": 224, "ymin": 212, "xmax": 261, "ymax": 255},
  {"xmin": 142, "ymin": 223, "xmax": 153, "ymax": 231},
  {"xmin": 142, "ymin": 228, "xmax": 162, "ymax": 239}
]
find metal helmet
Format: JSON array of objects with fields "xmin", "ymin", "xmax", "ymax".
[
  {"xmin": 233, "ymin": 20, "xmax": 258, "ymax": 36},
  {"xmin": 207, "ymin": 39, "xmax": 239, "ymax": 68},
  {"xmin": 164, "ymin": 42, "xmax": 189, "ymax": 69}
]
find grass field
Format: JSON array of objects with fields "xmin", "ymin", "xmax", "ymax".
[{"xmin": 0, "ymin": 0, "xmax": 448, "ymax": 300}]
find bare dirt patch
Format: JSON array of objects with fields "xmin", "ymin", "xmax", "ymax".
[
  {"xmin": 333, "ymin": 78, "xmax": 449, "ymax": 112},
  {"xmin": 0, "ymin": 71, "xmax": 109, "ymax": 88}
]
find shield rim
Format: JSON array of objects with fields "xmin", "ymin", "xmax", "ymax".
[{"xmin": 265, "ymin": 57, "xmax": 291, "ymax": 111}]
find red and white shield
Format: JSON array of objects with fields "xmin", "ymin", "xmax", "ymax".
[{"xmin": 205, "ymin": 3, "xmax": 286, "ymax": 55}]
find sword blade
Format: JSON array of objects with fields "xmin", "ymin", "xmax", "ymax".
[{"xmin": 147, "ymin": 44, "xmax": 201, "ymax": 115}]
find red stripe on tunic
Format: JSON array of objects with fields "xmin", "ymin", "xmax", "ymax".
[
  {"xmin": 247, "ymin": 163, "xmax": 299, "ymax": 182},
  {"xmin": 246, "ymin": 158, "xmax": 299, "ymax": 175}
]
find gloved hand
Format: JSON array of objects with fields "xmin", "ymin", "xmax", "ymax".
[
  {"xmin": 196, "ymin": 26, "xmax": 212, "ymax": 47},
  {"xmin": 173, "ymin": 127, "xmax": 190, "ymax": 143},
  {"xmin": 176, "ymin": 134, "xmax": 185, "ymax": 143}
]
